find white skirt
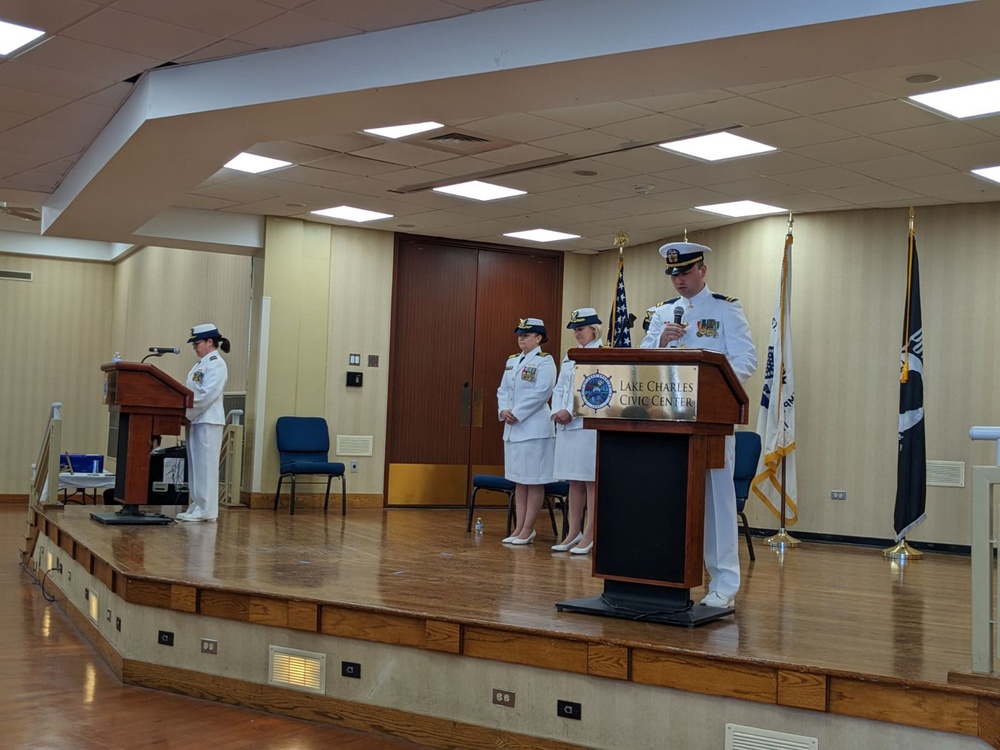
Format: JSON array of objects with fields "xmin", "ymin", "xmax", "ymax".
[
  {"xmin": 553, "ymin": 428, "xmax": 597, "ymax": 481},
  {"xmin": 504, "ymin": 437, "xmax": 555, "ymax": 485}
]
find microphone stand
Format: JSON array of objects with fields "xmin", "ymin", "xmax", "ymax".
[{"xmin": 141, "ymin": 353, "xmax": 163, "ymax": 364}]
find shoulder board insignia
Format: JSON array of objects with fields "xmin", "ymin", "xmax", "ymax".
[
  {"xmin": 508, "ymin": 353, "xmax": 519, "ymax": 359},
  {"xmin": 209, "ymin": 355, "xmax": 218, "ymax": 361},
  {"xmin": 664, "ymin": 297, "xmax": 679, "ymax": 305},
  {"xmin": 539, "ymin": 352, "xmax": 551, "ymax": 357},
  {"xmin": 712, "ymin": 293, "xmax": 738, "ymax": 303}
]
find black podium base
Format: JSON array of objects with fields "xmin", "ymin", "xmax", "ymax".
[
  {"xmin": 557, "ymin": 580, "xmax": 733, "ymax": 627},
  {"xmin": 90, "ymin": 505, "xmax": 174, "ymax": 525}
]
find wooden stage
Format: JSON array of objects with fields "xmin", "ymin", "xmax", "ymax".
[{"xmin": 22, "ymin": 503, "xmax": 1000, "ymax": 749}]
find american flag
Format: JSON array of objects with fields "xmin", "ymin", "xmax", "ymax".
[{"xmin": 607, "ymin": 250, "xmax": 632, "ymax": 348}]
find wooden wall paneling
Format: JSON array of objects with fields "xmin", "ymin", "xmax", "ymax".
[
  {"xmin": 425, "ymin": 620, "xmax": 462, "ymax": 653},
  {"xmin": 828, "ymin": 677, "xmax": 979, "ymax": 735},
  {"xmin": 200, "ymin": 591, "xmax": 289, "ymax": 626},
  {"xmin": 320, "ymin": 607, "xmax": 428, "ymax": 648},
  {"xmin": 463, "ymin": 626, "xmax": 588, "ymax": 673},
  {"xmin": 777, "ymin": 669, "xmax": 828, "ymax": 711},
  {"xmin": 587, "ymin": 643, "xmax": 629, "ymax": 680},
  {"xmin": 632, "ymin": 649, "xmax": 777, "ymax": 703}
]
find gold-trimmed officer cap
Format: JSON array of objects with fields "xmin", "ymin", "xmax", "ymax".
[
  {"xmin": 514, "ymin": 317, "xmax": 548, "ymax": 343},
  {"xmin": 659, "ymin": 241, "xmax": 711, "ymax": 276},
  {"xmin": 187, "ymin": 323, "xmax": 223, "ymax": 342},
  {"xmin": 567, "ymin": 307, "xmax": 601, "ymax": 329}
]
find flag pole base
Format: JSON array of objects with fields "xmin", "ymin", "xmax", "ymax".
[
  {"xmin": 765, "ymin": 529, "xmax": 801, "ymax": 548},
  {"xmin": 882, "ymin": 539, "xmax": 923, "ymax": 559}
]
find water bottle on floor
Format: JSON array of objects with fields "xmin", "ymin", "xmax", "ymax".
[{"xmin": 474, "ymin": 517, "xmax": 484, "ymax": 535}]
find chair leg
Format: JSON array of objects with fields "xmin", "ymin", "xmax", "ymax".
[
  {"xmin": 545, "ymin": 496, "xmax": 558, "ymax": 538},
  {"xmin": 323, "ymin": 475, "xmax": 333, "ymax": 514},
  {"xmin": 739, "ymin": 510, "xmax": 755, "ymax": 561},
  {"xmin": 506, "ymin": 491, "xmax": 515, "ymax": 537},
  {"xmin": 467, "ymin": 487, "xmax": 480, "ymax": 532},
  {"xmin": 289, "ymin": 475, "xmax": 296, "ymax": 516},
  {"xmin": 340, "ymin": 475, "xmax": 347, "ymax": 516},
  {"xmin": 273, "ymin": 476, "xmax": 284, "ymax": 511}
]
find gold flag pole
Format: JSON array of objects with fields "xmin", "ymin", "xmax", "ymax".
[
  {"xmin": 884, "ymin": 208, "xmax": 923, "ymax": 560},
  {"xmin": 766, "ymin": 212, "xmax": 801, "ymax": 548}
]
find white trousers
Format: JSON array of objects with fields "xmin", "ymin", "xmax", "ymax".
[
  {"xmin": 185, "ymin": 423, "xmax": 223, "ymax": 519},
  {"xmin": 704, "ymin": 434, "xmax": 740, "ymax": 599}
]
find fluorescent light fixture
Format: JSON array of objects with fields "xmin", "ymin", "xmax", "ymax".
[
  {"xmin": 910, "ymin": 79, "xmax": 1000, "ymax": 119},
  {"xmin": 972, "ymin": 166, "xmax": 1000, "ymax": 185},
  {"xmin": 657, "ymin": 132, "xmax": 776, "ymax": 161},
  {"xmin": 364, "ymin": 121, "xmax": 444, "ymax": 139},
  {"xmin": 311, "ymin": 205, "xmax": 393, "ymax": 223},
  {"xmin": 0, "ymin": 20, "xmax": 44, "ymax": 55},
  {"xmin": 433, "ymin": 181, "xmax": 526, "ymax": 201},
  {"xmin": 695, "ymin": 200, "xmax": 787, "ymax": 218},
  {"xmin": 503, "ymin": 229, "xmax": 580, "ymax": 242},
  {"xmin": 224, "ymin": 153, "xmax": 292, "ymax": 174}
]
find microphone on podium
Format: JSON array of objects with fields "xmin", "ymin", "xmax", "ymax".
[{"xmin": 148, "ymin": 347, "xmax": 180, "ymax": 355}]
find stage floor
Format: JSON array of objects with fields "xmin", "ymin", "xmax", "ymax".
[{"xmin": 38, "ymin": 502, "xmax": 971, "ymax": 688}]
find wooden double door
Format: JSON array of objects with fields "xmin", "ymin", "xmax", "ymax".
[{"xmin": 387, "ymin": 237, "xmax": 563, "ymax": 506}]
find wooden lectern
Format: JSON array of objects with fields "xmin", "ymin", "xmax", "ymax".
[
  {"xmin": 94, "ymin": 362, "xmax": 193, "ymax": 525},
  {"xmin": 556, "ymin": 348, "xmax": 748, "ymax": 626}
]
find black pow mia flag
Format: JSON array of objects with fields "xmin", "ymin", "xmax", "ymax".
[{"xmin": 894, "ymin": 232, "xmax": 926, "ymax": 541}]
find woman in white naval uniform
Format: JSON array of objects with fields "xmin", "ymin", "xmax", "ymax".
[
  {"xmin": 178, "ymin": 323, "xmax": 230, "ymax": 522},
  {"xmin": 550, "ymin": 308, "xmax": 603, "ymax": 555},
  {"xmin": 640, "ymin": 242, "xmax": 756, "ymax": 609},
  {"xmin": 497, "ymin": 317, "xmax": 557, "ymax": 545}
]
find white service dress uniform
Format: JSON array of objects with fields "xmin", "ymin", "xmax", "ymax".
[
  {"xmin": 184, "ymin": 351, "xmax": 228, "ymax": 520},
  {"xmin": 497, "ymin": 346, "xmax": 557, "ymax": 484},
  {"xmin": 640, "ymin": 285, "xmax": 756, "ymax": 600},
  {"xmin": 551, "ymin": 339, "xmax": 602, "ymax": 481}
]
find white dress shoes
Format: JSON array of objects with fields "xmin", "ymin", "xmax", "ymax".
[
  {"xmin": 551, "ymin": 532, "xmax": 583, "ymax": 552},
  {"xmin": 176, "ymin": 511, "xmax": 215, "ymax": 522},
  {"xmin": 699, "ymin": 591, "xmax": 735, "ymax": 608},
  {"xmin": 510, "ymin": 530, "xmax": 536, "ymax": 545},
  {"xmin": 569, "ymin": 541, "xmax": 593, "ymax": 555}
]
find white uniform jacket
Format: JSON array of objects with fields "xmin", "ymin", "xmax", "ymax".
[
  {"xmin": 550, "ymin": 339, "xmax": 603, "ymax": 432},
  {"xmin": 186, "ymin": 352, "xmax": 229, "ymax": 425},
  {"xmin": 497, "ymin": 346, "xmax": 556, "ymax": 443},
  {"xmin": 639, "ymin": 285, "xmax": 757, "ymax": 383}
]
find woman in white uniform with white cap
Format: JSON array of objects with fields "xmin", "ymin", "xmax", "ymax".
[
  {"xmin": 178, "ymin": 323, "xmax": 230, "ymax": 522},
  {"xmin": 497, "ymin": 317, "xmax": 556, "ymax": 545},
  {"xmin": 550, "ymin": 308, "xmax": 603, "ymax": 555}
]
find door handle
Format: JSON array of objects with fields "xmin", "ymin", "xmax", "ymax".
[{"xmin": 459, "ymin": 382, "xmax": 472, "ymax": 427}]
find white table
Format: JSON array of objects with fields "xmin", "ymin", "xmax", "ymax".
[{"xmin": 58, "ymin": 472, "xmax": 116, "ymax": 504}]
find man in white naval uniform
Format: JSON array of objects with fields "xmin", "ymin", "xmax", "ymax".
[
  {"xmin": 640, "ymin": 242, "xmax": 756, "ymax": 608},
  {"xmin": 179, "ymin": 323, "xmax": 230, "ymax": 522}
]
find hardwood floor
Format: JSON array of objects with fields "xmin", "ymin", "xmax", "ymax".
[{"xmin": 5, "ymin": 506, "xmax": 430, "ymax": 750}]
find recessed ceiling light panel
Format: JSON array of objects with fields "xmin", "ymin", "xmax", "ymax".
[
  {"xmin": 503, "ymin": 229, "xmax": 579, "ymax": 242},
  {"xmin": 972, "ymin": 166, "xmax": 1000, "ymax": 185},
  {"xmin": 224, "ymin": 153, "xmax": 292, "ymax": 174},
  {"xmin": 311, "ymin": 206, "xmax": 393, "ymax": 223},
  {"xmin": 657, "ymin": 132, "xmax": 776, "ymax": 162},
  {"xmin": 695, "ymin": 200, "xmax": 786, "ymax": 218},
  {"xmin": 364, "ymin": 121, "xmax": 444, "ymax": 139},
  {"xmin": 0, "ymin": 20, "xmax": 44, "ymax": 55},
  {"xmin": 910, "ymin": 79, "xmax": 1000, "ymax": 119},
  {"xmin": 433, "ymin": 181, "xmax": 526, "ymax": 201}
]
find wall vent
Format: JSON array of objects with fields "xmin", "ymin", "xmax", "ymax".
[
  {"xmin": 336, "ymin": 435, "xmax": 374, "ymax": 456},
  {"xmin": 223, "ymin": 392, "xmax": 246, "ymax": 419},
  {"xmin": 726, "ymin": 723, "xmax": 818, "ymax": 750},
  {"xmin": 927, "ymin": 459, "xmax": 965, "ymax": 488},
  {"xmin": 269, "ymin": 646, "xmax": 325, "ymax": 694},
  {"xmin": 0, "ymin": 269, "xmax": 32, "ymax": 281}
]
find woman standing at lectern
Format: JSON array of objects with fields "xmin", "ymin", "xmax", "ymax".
[{"xmin": 178, "ymin": 323, "xmax": 230, "ymax": 522}]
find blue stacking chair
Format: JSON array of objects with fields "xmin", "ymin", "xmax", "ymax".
[
  {"xmin": 466, "ymin": 475, "xmax": 565, "ymax": 539},
  {"xmin": 733, "ymin": 431, "xmax": 762, "ymax": 561},
  {"xmin": 273, "ymin": 417, "xmax": 347, "ymax": 516}
]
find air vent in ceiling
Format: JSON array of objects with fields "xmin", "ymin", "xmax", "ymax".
[
  {"xmin": 414, "ymin": 128, "xmax": 513, "ymax": 155},
  {"xmin": 0, "ymin": 270, "xmax": 32, "ymax": 281}
]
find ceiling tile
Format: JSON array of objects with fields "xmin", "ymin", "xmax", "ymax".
[
  {"xmin": 772, "ymin": 166, "xmax": 875, "ymax": 191},
  {"xmin": 626, "ymin": 90, "xmax": 736, "ymax": 114},
  {"xmin": 0, "ymin": 129, "xmax": 82, "ymax": 161},
  {"xmin": 745, "ymin": 76, "xmax": 890, "ymax": 115},
  {"xmin": 895, "ymin": 171, "xmax": 999, "ymax": 198},
  {"xmin": 671, "ymin": 96, "xmax": 798, "ymax": 130},
  {"xmin": 45, "ymin": 100, "xmax": 117, "ymax": 129},
  {"xmin": 529, "ymin": 129, "xmax": 628, "ymax": 156},
  {"xmin": 594, "ymin": 113, "xmax": 703, "ymax": 143},
  {"xmin": 474, "ymin": 143, "xmax": 565, "ymax": 166},
  {"xmin": 493, "ymin": 170, "xmax": 576, "ymax": 194},
  {"xmin": 794, "ymin": 136, "xmax": 909, "ymax": 165},
  {"xmin": 172, "ymin": 193, "xmax": 240, "ymax": 210},
  {"xmin": 465, "ymin": 112, "xmax": 576, "ymax": 142},
  {"xmin": 175, "ymin": 39, "xmax": 264, "ymax": 64},
  {"xmin": 0, "ymin": 61, "xmax": 111, "ymax": 100},
  {"xmin": 746, "ymin": 151, "xmax": 826, "ymax": 176},
  {"xmin": 708, "ymin": 177, "xmax": 800, "ymax": 201},
  {"xmin": 0, "ymin": 85, "xmax": 68, "ymax": 117},
  {"xmin": 231, "ymin": 10, "xmax": 358, "ymax": 46},
  {"xmin": 745, "ymin": 117, "xmax": 856, "ymax": 149},
  {"xmin": 924, "ymin": 142, "xmax": 1000, "ymax": 171},
  {"xmin": 540, "ymin": 183, "xmax": 629, "ymax": 206},
  {"xmin": 654, "ymin": 161, "xmax": 758, "ymax": 188},
  {"xmin": 112, "ymin": 0, "xmax": 284, "ymax": 36},
  {"xmin": 593, "ymin": 195, "xmax": 678, "ymax": 217},
  {"xmin": 6, "ymin": 115, "xmax": 100, "ymax": 151},
  {"xmin": 538, "ymin": 203, "xmax": 628, "ymax": 223},
  {"xmin": 19, "ymin": 35, "xmax": 160, "ymax": 82},
  {"xmin": 842, "ymin": 59, "xmax": 995, "ymax": 97},
  {"xmin": 83, "ymin": 82, "xmax": 132, "ymax": 109},
  {"xmin": 847, "ymin": 153, "xmax": 956, "ymax": 182},
  {"xmin": 191, "ymin": 182, "xmax": 281, "ymax": 203},
  {"xmin": 813, "ymin": 100, "xmax": 944, "ymax": 135},
  {"xmin": 297, "ymin": 0, "xmax": 461, "ymax": 31},
  {"xmin": 532, "ymin": 101, "xmax": 654, "ymax": 129},
  {"xmin": 351, "ymin": 141, "xmax": 456, "ymax": 168},
  {"xmin": 824, "ymin": 183, "xmax": 922, "ymax": 205},
  {"xmin": 0, "ymin": 111, "xmax": 32, "ymax": 131},
  {"xmin": 63, "ymin": 8, "xmax": 220, "ymax": 60},
  {"xmin": 592, "ymin": 174, "xmax": 688, "ymax": 195},
  {"xmin": 0, "ymin": 0, "xmax": 103, "ymax": 31}
]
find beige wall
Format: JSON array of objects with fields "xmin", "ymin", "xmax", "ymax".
[
  {"xmin": 588, "ymin": 203, "xmax": 1000, "ymax": 545},
  {"xmin": 253, "ymin": 218, "xmax": 393, "ymax": 496},
  {"xmin": 0, "ymin": 253, "xmax": 114, "ymax": 493}
]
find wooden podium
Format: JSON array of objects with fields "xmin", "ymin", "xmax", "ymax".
[
  {"xmin": 556, "ymin": 348, "xmax": 748, "ymax": 626},
  {"xmin": 94, "ymin": 362, "xmax": 193, "ymax": 525}
]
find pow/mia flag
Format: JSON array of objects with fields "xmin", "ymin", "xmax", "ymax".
[{"xmin": 894, "ymin": 232, "xmax": 926, "ymax": 541}]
